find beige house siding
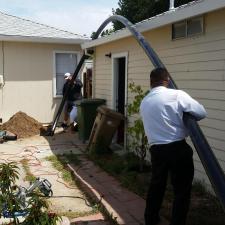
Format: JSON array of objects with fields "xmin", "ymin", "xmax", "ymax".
[
  {"xmin": 92, "ymin": 8, "xmax": 225, "ymax": 185},
  {"xmin": 0, "ymin": 41, "xmax": 81, "ymax": 123}
]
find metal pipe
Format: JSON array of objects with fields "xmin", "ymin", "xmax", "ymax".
[
  {"xmin": 93, "ymin": 15, "xmax": 225, "ymax": 209},
  {"xmin": 169, "ymin": 0, "xmax": 175, "ymax": 10}
]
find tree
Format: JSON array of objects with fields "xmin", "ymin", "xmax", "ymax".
[
  {"xmin": 112, "ymin": 0, "xmax": 195, "ymax": 30},
  {"xmin": 91, "ymin": 28, "xmax": 114, "ymax": 39},
  {"xmin": 175, "ymin": 0, "xmax": 196, "ymax": 7}
]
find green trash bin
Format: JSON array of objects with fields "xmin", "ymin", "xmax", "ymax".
[{"xmin": 76, "ymin": 98, "xmax": 106, "ymax": 142}]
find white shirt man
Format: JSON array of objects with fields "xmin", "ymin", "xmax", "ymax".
[
  {"xmin": 140, "ymin": 68, "xmax": 206, "ymax": 225},
  {"xmin": 140, "ymin": 86, "xmax": 206, "ymax": 145}
]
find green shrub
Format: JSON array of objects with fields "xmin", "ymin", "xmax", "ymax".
[
  {"xmin": 0, "ymin": 162, "xmax": 61, "ymax": 225},
  {"xmin": 127, "ymin": 82, "xmax": 149, "ymax": 171}
]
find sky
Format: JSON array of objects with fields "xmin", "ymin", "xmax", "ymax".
[{"xmin": 0, "ymin": 0, "xmax": 119, "ymax": 37}]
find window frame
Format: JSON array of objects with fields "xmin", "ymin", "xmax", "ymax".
[
  {"xmin": 53, "ymin": 50, "xmax": 81, "ymax": 98},
  {"xmin": 172, "ymin": 15, "xmax": 204, "ymax": 40},
  {"xmin": 172, "ymin": 20, "xmax": 187, "ymax": 40},
  {"xmin": 187, "ymin": 16, "xmax": 204, "ymax": 38}
]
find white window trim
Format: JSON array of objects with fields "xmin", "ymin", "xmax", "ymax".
[
  {"xmin": 53, "ymin": 50, "xmax": 81, "ymax": 98},
  {"xmin": 111, "ymin": 51, "xmax": 129, "ymax": 148}
]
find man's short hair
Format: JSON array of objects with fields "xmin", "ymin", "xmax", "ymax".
[{"xmin": 150, "ymin": 68, "xmax": 169, "ymax": 86}]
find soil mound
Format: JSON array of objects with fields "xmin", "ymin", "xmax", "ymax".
[{"xmin": 2, "ymin": 111, "xmax": 44, "ymax": 138}]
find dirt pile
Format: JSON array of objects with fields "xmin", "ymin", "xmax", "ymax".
[{"xmin": 1, "ymin": 111, "xmax": 44, "ymax": 138}]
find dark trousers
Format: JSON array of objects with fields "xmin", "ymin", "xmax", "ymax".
[{"xmin": 145, "ymin": 140, "xmax": 194, "ymax": 225}]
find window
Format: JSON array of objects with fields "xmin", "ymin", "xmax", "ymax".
[
  {"xmin": 172, "ymin": 21, "xmax": 186, "ymax": 39},
  {"xmin": 172, "ymin": 16, "xmax": 204, "ymax": 40},
  {"xmin": 54, "ymin": 52, "xmax": 78, "ymax": 97},
  {"xmin": 187, "ymin": 17, "xmax": 203, "ymax": 36}
]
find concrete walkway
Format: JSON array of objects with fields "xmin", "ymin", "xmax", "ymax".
[
  {"xmin": 0, "ymin": 130, "xmax": 168, "ymax": 225},
  {"xmin": 0, "ymin": 131, "xmax": 98, "ymax": 224}
]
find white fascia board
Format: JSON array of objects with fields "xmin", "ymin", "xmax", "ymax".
[
  {"xmin": 0, "ymin": 35, "xmax": 90, "ymax": 44},
  {"xmin": 82, "ymin": 0, "xmax": 225, "ymax": 49}
]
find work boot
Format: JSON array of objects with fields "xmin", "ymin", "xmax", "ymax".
[
  {"xmin": 61, "ymin": 123, "xmax": 69, "ymax": 130},
  {"xmin": 70, "ymin": 122, "xmax": 78, "ymax": 132}
]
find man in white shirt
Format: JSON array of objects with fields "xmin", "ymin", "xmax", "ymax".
[{"xmin": 140, "ymin": 68, "xmax": 206, "ymax": 225}]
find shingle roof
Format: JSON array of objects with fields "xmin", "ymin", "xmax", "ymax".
[{"xmin": 0, "ymin": 11, "xmax": 88, "ymax": 43}]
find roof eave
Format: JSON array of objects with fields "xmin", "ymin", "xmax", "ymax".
[
  {"xmin": 82, "ymin": 0, "xmax": 225, "ymax": 49},
  {"xmin": 0, "ymin": 35, "xmax": 90, "ymax": 44}
]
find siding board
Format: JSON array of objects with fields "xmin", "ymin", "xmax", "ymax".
[
  {"xmin": 184, "ymin": 89, "xmax": 225, "ymax": 100},
  {"xmin": 167, "ymin": 61, "xmax": 225, "ymax": 72},
  {"xmin": 200, "ymin": 118, "xmax": 225, "ymax": 131},
  {"xmin": 176, "ymin": 80, "xmax": 225, "ymax": 91},
  {"xmin": 93, "ymin": 8, "xmax": 225, "ymax": 185}
]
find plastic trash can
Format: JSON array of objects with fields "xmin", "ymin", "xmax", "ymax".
[
  {"xmin": 88, "ymin": 106, "xmax": 124, "ymax": 154},
  {"xmin": 76, "ymin": 98, "xmax": 106, "ymax": 142}
]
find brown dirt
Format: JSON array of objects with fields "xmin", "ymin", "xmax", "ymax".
[{"xmin": 1, "ymin": 111, "xmax": 44, "ymax": 138}]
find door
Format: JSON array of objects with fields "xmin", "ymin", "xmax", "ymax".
[{"xmin": 112, "ymin": 53, "xmax": 128, "ymax": 146}]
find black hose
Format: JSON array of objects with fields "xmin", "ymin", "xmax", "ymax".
[
  {"xmin": 46, "ymin": 14, "xmax": 225, "ymax": 209},
  {"xmin": 47, "ymin": 54, "xmax": 89, "ymax": 136},
  {"xmin": 93, "ymin": 15, "xmax": 225, "ymax": 209}
]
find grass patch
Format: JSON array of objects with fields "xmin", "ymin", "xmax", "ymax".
[
  {"xmin": 20, "ymin": 158, "xmax": 36, "ymax": 182},
  {"xmin": 45, "ymin": 154, "xmax": 79, "ymax": 185},
  {"xmin": 57, "ymin": 206, "xmax": 99, "ymax": 219},
  {"xmin": 88, "ymin": 152, "xmax": 150, "ymax": 198},
  {"xmin": 161, "ymin": 179, "xmax": 225, "ymax": 225},
  {"xmin": 45, "ymin": 153, "xmax": 103, "ymax": 220},
  {"xmin": 88, "ymin": 151, "xmax": 225, "ymax": 225}
]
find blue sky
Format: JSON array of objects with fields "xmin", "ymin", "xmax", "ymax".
[{"xmin": 0, "ymin": 0, "xmax": 119, "ymax": 36}]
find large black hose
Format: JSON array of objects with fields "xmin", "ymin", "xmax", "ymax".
[
  {"xmin": 46, "ymin": 14, "xmax": 225, "ymax": 209},
  {"xmin": 93, "ymin": 15, "xmax": 225, "ymax": 209},
  {"xmin": 46, "ymin": 54, "xmax": 89, "ymax": 136}
]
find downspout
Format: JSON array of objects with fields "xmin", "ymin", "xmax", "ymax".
[
  {"xmin": 92, "ymin": 48, "xmax": 96, "ymax": 98},
  {"xmin": 0, "ymin": 41, "xmax": 5, "ymax": 123}
]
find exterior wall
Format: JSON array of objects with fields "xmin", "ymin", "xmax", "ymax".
[
  {"xmin": 0, "ymin": 41, "xmax": 81, "ymax": 123},
  {"xmin": 0, "ymin": 42, "xmax": 3, "ymax": 119},
  {"xmin": 93, "ymin": 8, "xmax": 225, "ymax": 185}
]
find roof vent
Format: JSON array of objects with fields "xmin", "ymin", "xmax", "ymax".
[{"xmin": 169, "ymin": 0, "xmax": 175, "ymax": 10}]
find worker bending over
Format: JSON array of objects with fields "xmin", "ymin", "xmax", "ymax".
[{"xmin": 62, "ymin": 72, "xmax": 83, "ymax": 130}]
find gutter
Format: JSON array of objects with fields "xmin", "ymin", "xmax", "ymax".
[
  {"xmin": 0, "ymin": 35, "xmax": 90, "ymax": 45},
  {"xmin": 82, "ymin": 0, "xmax": 225, "ymax": 49}
]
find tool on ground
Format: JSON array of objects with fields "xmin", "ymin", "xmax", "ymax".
[
  {"xmin": 2, "ymin": 177, "xmax": 53, "ymax": 218},
  {"xmin": 0, "ymin": 130, "xmax": 17, "ymax": 143}
]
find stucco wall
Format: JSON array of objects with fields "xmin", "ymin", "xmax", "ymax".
[
  {"xmin": 92, "ymin": 8, "xmax": 225, "ymax": 185},
  {"xmin": 0, "ymin": 41, "xmax": 81, "ymax": 123}
]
